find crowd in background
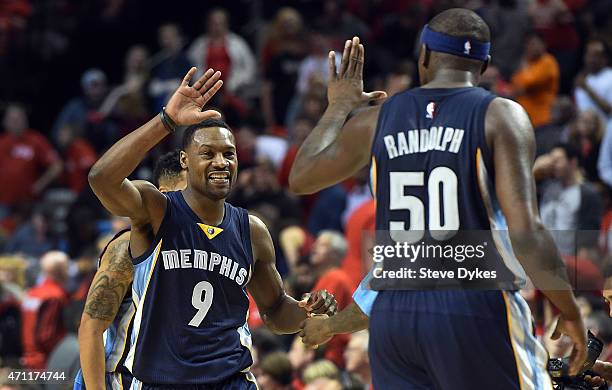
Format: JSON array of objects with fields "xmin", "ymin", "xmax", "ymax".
[{"xmin": 1, "ymin": 0, "xmax": 612, "ymax": 389}]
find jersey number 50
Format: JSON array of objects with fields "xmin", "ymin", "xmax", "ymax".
[
  {"xmin": 189, "ymin": 281, "xmax": 214, "ymax": 327},
  {"xmin": 389, "ymin": 167, "xmax": 459, "ymax": 242}
]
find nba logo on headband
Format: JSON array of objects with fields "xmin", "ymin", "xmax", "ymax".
[{"xmin": 420, "ymin": 25, "xmax": 490, "ymax": 61}]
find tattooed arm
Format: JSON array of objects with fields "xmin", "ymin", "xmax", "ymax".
[{"xmin": 78, "ymin": 231, "xmax": 133, "ymax": 390}]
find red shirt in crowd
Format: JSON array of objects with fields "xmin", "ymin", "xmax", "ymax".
[
  {"xmin": 206, "ymin": 42, "xmax": 232, "ymax": 82},
  {"xmin": 0, "ymin": 129, "xmax": 60, "ymax": 205},
  {"xmin": 21, "ymin": 278, "xmax": 68, "ymax": 369},
  {"xmin": 313, "ymin": 268, "xmax": 354, "ymax": 368},
  {"xmin": 62, "ymin": 139, "xmax": 97, "ymax": 193}
]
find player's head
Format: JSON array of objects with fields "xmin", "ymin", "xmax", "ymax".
[
  {"xmin": 153, "ymin": 149, "xmax": 187, "ymax": 192},
  {"xmin": 181, "ymin": 118, "xmax": 237, "ymax": 201},
  {"xmin": 417, "ymin": 8, "xmax": 491, "ymax": 84}
]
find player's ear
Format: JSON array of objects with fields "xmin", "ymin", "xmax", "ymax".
[
  {"xmin": 420, "ymin": 44, "xmax": 430, "ymax": 69},
  {"xmin": 180, "ymin": 150, "xmax": 188, "ymax": 170},
  {"xmin": 481, "ymin": 56, "xmax": 491, "ymax": 75}
]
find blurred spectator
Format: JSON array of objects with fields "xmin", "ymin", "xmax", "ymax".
[
  {"xmin": 288, "ymin": 336, "xmax": 319, "ymax": 390},
  {"xmin": 21, "ymin": 251, "xmax": 69, "ymax": 369},
  {"xmin": 308, "ymin": 185, "xmax": 346, "ymax": 235},
  {"xmin": 45, "ymin": 300, "xmax": 83, "ymax": 390},
  {"xmin": 314, "ymin": 0, "xmax": 369, "ymax": 46},
  {"xmin": 574, "ymin": 39, "xmax": 612, "ymax": 126},
  {"xmin": 255, "ymin": 131, "xmax": 289, "ymax": 169},
  {"xmin": 383, "ymin": 61, "xmax": 414, "ymax": 98},
  {"xmin": 479, "ymin": 0, "xmax": 531, "ymax": 79},
  {"xmin": 261, "ymin": 7, "xmax": 308, "ymax": 129},
  {"xmin": 535, "ymin": 96, "xmax": 576, "ymax": 156},
  {"xmin": 302, "ymin": 359, "xmax": 341, "ymax": 388},
  {"xmin": 344, "ymin": 331, "xmax": 371, "ymax": 389},
  {"xmin": 376, "ymin": 5, "xmax": 425, "ymax": 69},
  {"xmin": 258, "ymin": 351, "xmax": 293, "ymax": 390},
  {"xmin": 528, "ymin": 0, "xmax": 580, "ymax": 93},
  {"xmin": 100, "ymin": 45, "xmax": 151, "ymax": 136},
  {"xmin": 478, "ymin": 65, "xmax": 512, "ymax": 98},
  {"xmin": 149, "ymin": 23, "xmax": 192, "ymax": 112},
  {"xmin": 567, "ymin": 110, "xmax": 603, "ymax": 182},
  {"xmin": 310, "ymin": 231, "xmax": 352, "ymax": 367},
  {"xmin": 229, "ymin": 159, "xmax": 301, "ymax": 231},
  {"xmin": 535, "ymin": 143, "xmax": 603, "ymax": 255},
  {"xmin": 5, "ymin": 205, "xmax": 54, "ymax": 259},
  {"xmin": 55, "ymin": 123, "xmax": 97, "ymax": 194},
  {"xmin": 341, "ymin": 200, "xmax": 375, "ymax": 290},
  {"xmin": 341, "ymin": 168, "xmax": 372, "ymax": 228},
  {"xmin": 278, "ymin": 116, "xmax": 315, "ymax": 188},
  {"xmin": 187, "ymin": 9, "xmax": 255, "ymax": 93},
  {"xmin": 0, "ymin": 256, "xmax": 26, "ymax": 367},
  {"xmin": 52, "ymin": 69, "xmax": 116, "ymax": 152},
  {"xmin": 0, "ymin": 103, "xmax": 62, "ymax": 208},
  {"xmin": 296, "ymin": 34, "xmax": 340, "ymax": 96},
  {"xmin": 511, "ymin": 34, "xmax": 560, "ymax": 128}
]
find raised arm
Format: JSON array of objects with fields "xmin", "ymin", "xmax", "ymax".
[
  {"xmin": 78, "ymin": 231, "xmax": 132, "ymax": 390},
  {"xmin": 289, "ymin": 37, "xmax": 386, "ymax": 194},
  {"xmin": 488, "ymin": 97, "xmax": 587, "ymax": 375},
  {"xmin": 88, "ymin": 68, "xmax": 223, "ymax": 226},
  {"xmin": 247, "ymin": 215, "xmax": 336, "ymax": 334}
]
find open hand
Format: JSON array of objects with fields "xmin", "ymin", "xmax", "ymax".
[
  {"xmin": 299, "ymin": 290, "xmax": 337, "ymax": 316},
  {"xmin": 165, "ymin": 67, "xmax": 224, "ymax": 126},
  {"xmin": 327, "ymin": 37, "xmax": 386, "ymax": 110}
]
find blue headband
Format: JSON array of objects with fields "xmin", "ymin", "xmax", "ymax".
[{"xmin": 420, "ymin": 24, "xmax": 490, "ymax": 61}]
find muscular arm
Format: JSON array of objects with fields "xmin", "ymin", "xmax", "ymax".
[
  {"xmin": 289, "ymin": 105, "xmax": 379, "ymax": 194},
  {"xmin": 78, "ymin": 231, "xmax": 133, "ymax": 390},
  {"xmin": 247, "ymin": 215, "xmax": 307, "ymax": 334},
  {"xmin": 289, "ymin": 37, "xmax": 385, "ymax": 194}
]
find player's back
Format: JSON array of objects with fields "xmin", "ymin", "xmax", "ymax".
[
  {"xmin": 125, "ymin": 191, "xmax": 254, "ymax": 385},
  {"xmin": 370, "ymin": 86, "xmax": 526, "ymax": 289}
]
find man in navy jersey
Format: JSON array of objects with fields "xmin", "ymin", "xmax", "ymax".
[
  {"xmin": 88, "ymin": 67, "xmax": 336, "ymax": 389},
  {"xmin": 291, "ymin": 8, "xmax": 587, "ymax": 389},
  {"xmin": 76, "ymin": 150, "xmax": 187, "ymax": 390}
]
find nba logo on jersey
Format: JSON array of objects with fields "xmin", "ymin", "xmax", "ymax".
[
  {"xmin": 426, "ymin": 102, "xmax": 436, "ymax": 119},
  {"xmin": 464, "ymin": 41, "xmax": 471, "ymax": 54}
]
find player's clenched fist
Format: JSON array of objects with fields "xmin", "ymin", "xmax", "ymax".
[
  {"xmin": 165, "ymin": 67, "xmax": 224, "ymax": 126},
  {"xmin": 299, "ymin": 316, "xmax": 333, "ymax": 349},
  {"xmin": 298, "ymin": 290, "xmax": 337, "ymax": 316}
]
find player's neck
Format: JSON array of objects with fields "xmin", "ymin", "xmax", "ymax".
[
  {"xmin": 422, "ymin": 69, "xmax": 478, "ymax": 89},
  {"xmin": 182, "ymin": 187, "xmax": 225, "ymax": 226}
]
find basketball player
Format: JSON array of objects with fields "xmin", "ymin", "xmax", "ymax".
[
  {"xmin": 87, "ymin": 67, "xmax": 336, "ymax": 389},
  {"xmin": 76, "ymin": 150, "xmax": 187, "ymax": 390},
  {"xmin": 290, "ymin": 9, "xmax": 587, "ymax": 389}
]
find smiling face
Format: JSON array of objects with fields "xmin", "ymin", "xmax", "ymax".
[{"xmin": 181, "ymin": 126, "xmax": 237, "ymax": 200}]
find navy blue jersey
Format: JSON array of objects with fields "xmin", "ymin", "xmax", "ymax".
[
  {"xmin": 370, "ymin": 87, "xmax": 527, "ymax": 289},
  {"xmin": 125, "ymin": 191, "xmax": 254, "ymax": 384}
]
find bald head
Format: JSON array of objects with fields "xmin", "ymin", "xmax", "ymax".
[{"xmin": 40, "ymin": 251, "xmax": 69, "ymax": 283}]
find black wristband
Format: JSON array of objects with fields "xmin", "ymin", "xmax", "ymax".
[{"xmin": 160, "ymin": 107, "xmax": 178, "ymax": 133}]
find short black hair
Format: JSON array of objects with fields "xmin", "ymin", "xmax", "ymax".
[
  {"xmin": 182, "ymin": 118, "xmax": 232, "ymax": 150},
  {"xmin": 152, "ymin": 149, "xmax": 182, "ymax": 186},
  {"xmin": 428, "ymin": 8, "xmax": 491, "ymax": 43},
  {"xmin": 553, "ymin": 142, "xmax": 580, "ymax": 162}
]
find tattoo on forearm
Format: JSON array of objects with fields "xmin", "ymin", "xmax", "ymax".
[{"xmin": 84, "ymin": 239, "xmax": 134, "ymax": 321}]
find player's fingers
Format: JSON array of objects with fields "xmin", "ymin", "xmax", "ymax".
[
  {"xmin": 363, "ymin": 91, "xmax": 388, "ymax": 103},
  {"xmin": 181, "ymin": 67, "xmax": 197, "ymax": 86},
  {"xmin": 569, "ymin": 342, "xmax": 587, "ymax": 376},
  {"xmin": 201, "ymin": 80, "xmax": 223, "ymax": 103},
  {"xmin": 299, "ymin": 329, "xmax": 305, "ymax": 338},
  {"xmin": 192, "ymin": 68, "xmax": 213, "ymax": 90},
  {"xmin": 354, "ymin": 44, "xmax": 364, "ymax": 80},
  {"xmin": 299, "ymin": 320, "xmax": 306, "ymax": 329},
  {"xmin": 328, "ymin": 51, "xmax": 337, "ymax": 82},
  {"xmin": 339, "ymin": 40, "xmax": 352, "ymax": 77},
  {"xmin": 299, "ymin": 293, "xmax": 311, "ymax": 307},
  {"xmin": 326, "ymin": 302, "xmax": 337, "ymax": 316},
  {"xmin": 307, "ymin": 297, "xmax": 326, "ymax": 312},
  {"xmin": 198, "ymin": 70, "xmax": 221, "ymax": 94},
  {"xmin": 196, "ymin": 109, "xmax": 222, "ymax": 121},
  {"xmin": 347, "ymin": 36, "xmax": 360, "ymax": 78}
]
